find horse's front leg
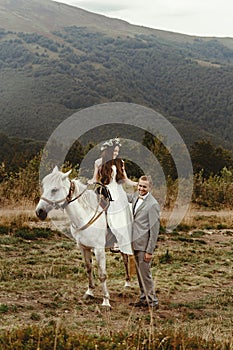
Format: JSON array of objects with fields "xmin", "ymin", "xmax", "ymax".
[
  {"xmin": 82, "ymin": 248, "xmax": 95, "ymax": 299},
  {"xmin": 94, "ymin": 248, "xmax": 111, "ymax": 307}
]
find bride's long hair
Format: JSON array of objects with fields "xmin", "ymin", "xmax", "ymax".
[{"xmin": 99, "ymin": 146, "xmax": 125, "ymax": 185}]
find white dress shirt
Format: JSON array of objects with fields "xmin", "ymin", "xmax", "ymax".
[{"xmin": 134, "ymin": 192, "xmax": 149, "ymax": 213}]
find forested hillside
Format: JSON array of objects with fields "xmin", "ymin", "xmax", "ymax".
[{"xmin": 0, "ymin": 0, "xmax": 233, "ymax": 171}]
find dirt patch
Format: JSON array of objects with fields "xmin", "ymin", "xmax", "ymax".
[{"xmin": 0, "ymin": 208, "xmax": 233, "ymax": 343}]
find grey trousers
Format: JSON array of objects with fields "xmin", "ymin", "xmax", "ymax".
[{"xmin": 134, "ymin": 250, "xmax": 158, "ymax": 306}]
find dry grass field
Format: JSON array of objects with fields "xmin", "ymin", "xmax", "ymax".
[{"xmin": 0, "ymin": 207, "xmax": 233, "ymax": 349}]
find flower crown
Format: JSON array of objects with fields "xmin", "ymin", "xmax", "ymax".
[{"xmin": 100, "ymin": 138, "xmax": 121, "ymax": 151}]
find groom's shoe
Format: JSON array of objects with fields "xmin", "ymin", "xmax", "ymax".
[
  {"xmin": 150, "ymin": 302, "xmax": 159, "ymax": 309},
  {"xmin": 129, "ymin": 300, "xmax": 159, "ymax": 309},
  {"xmin": 129, "ymin": 300, "xmax": 147, "ymax": 307}
]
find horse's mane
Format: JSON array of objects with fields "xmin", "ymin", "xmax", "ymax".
[{"xmin": 74, "ymin": 180, "xmax": 99, "ymax": 211}]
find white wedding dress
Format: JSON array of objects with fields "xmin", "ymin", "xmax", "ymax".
[{"xmin": 106, "ymin": 165, "xmax": 133, "ymax": 255}]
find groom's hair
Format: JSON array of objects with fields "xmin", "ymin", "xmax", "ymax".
[{"xmin": 139, "ymin": 175, "xmax": 153, "ymax": 187}]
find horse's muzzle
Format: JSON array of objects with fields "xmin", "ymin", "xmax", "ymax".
[{"xmin": 36, "ymin": 208, "xmax": 47, "ymax": 221}]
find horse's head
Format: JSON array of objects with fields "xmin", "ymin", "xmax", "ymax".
[{"xmin": 36, "ymin": 166, "xmax": 72, "ymax": 220}]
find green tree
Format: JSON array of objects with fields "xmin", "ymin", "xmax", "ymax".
[
  {"xmin": 142, "ymin": 131, "xmax": 177, "ymax": 179},
  {"xmin": 190, "ymin": 140, "xmax": 233, "ymax": 177}
]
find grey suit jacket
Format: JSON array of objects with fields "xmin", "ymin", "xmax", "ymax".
[{"xmin": 128, "ymin": 192, "xmax": 160, "ymax": 254}]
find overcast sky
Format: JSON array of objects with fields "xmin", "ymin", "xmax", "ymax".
[{"xmin": 53, "ymin": 0, "xmax": 233, "ymax": 38}]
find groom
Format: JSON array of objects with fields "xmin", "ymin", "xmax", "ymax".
[{"xmin": 128, "ymin": 175, "xmax": 160, "ymax": 308}]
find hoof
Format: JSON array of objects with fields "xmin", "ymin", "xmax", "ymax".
[
  {"xmin": 124, "ymin": 281, "xmax": 131, "ymax": 288},
  {"xmin": 83, "ymin": 292, "xmax": 94, "ymax": 300},
  {"xmin": 102, "ymin": 298, "xmax": 111, "ymax": 307}
]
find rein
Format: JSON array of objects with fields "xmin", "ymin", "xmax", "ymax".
[
  {"xmin": 67, "ymin": 181, "xmax": 111, "ymax": 232},
  {"xmin": 63, "ymin": 181, "xmax": 88, "ymax": 207},
  {"xmin": 73, "ymin": 195, "xmax": 109, "ymax": 232}
]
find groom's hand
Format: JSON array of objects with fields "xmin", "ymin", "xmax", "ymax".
[{"xmin": 144, "ymin": 252, "xmax": 152, "ymax": 262}]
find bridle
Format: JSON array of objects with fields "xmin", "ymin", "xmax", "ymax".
[
  {"xmin": 40, "ymin": 181, "xmax": 85, "ymax": 209},
  {"xmin": 41, "ymin": 181, "xmax": 111, "ymax": 231}
]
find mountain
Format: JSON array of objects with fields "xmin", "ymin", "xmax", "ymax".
[
  {"xmin": 0, "ymin": 0, "xmax": 233, "ymax": 152},
  {"xmin": 1, "ymin": 0, "xmax": 233, "ymax": 47}
]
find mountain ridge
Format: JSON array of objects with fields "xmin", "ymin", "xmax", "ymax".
[
  {"xmin": 0, "ymin": 0, "xmax": 233, "ymax": 152},
  {"xmin": 1, "ymin": 0, "xmax": 233, "ymax": 45}
]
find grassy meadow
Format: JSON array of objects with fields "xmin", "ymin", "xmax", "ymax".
[{"xmin": 0, "ymin": 208, "xmax": 232, "ymax": 349}]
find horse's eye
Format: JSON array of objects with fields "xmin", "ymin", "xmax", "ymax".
[{"xmin": 51, "ymin": 188, "xmax": 58, "ymax": 194}]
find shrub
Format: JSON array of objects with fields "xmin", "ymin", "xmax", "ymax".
[{"xmin": 193, "ymin": 167, "xmax": 233, "ymax": 209}]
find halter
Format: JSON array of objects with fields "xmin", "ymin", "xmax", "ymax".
[
  {"xmin": 40, "ymin": 181, "xmax": 87, "ymax": 210},
  {"xmin": 41, "ymin": 181, "xmax": 111, "ymax": 231}
]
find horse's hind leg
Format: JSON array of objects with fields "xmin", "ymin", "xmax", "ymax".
[
  {"xmin": 94, "ymin": 248, "xmax": 111, "ymax": 307},
  {"xmin": 82, "ymin": 248, "xmax": 95, "ymax": 299},
  {"xmin": 121, "ymin": 253, "xmax": 131, "ymax": 287},
  {"xmin": 121, "ymin": 253, "xmax": 136, "ymax": 287}
]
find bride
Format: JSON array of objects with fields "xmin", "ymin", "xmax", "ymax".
[{"xmin": 88, "ymin": 138, "xmax": 137, "ymax": 255}]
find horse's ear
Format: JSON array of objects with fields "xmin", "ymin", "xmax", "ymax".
[
  {"xmin": 52, "ymin": 166, "xmax": 59, "ymax": 173},
  {"xmin": 62, "ymin": 169, "xmax": 72, "ymax": 179}
]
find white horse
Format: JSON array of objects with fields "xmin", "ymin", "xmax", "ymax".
[{"xmin": 36, "ymin": 166, "xmax": 132, "ymax": 307}]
